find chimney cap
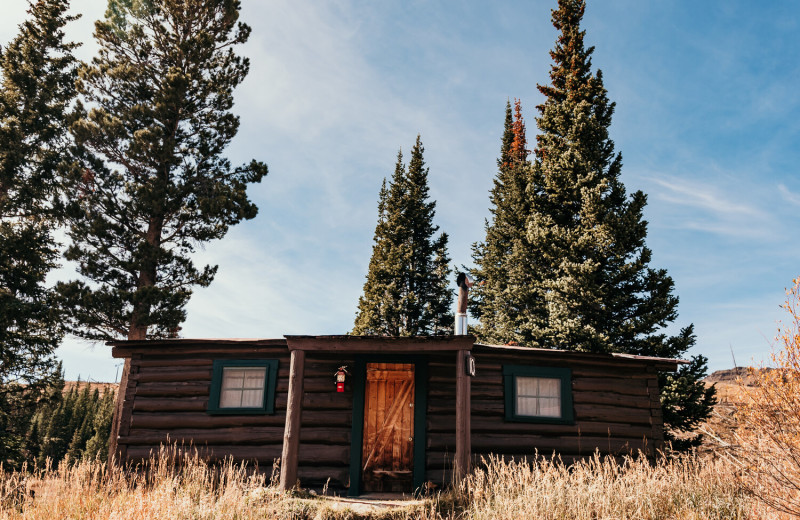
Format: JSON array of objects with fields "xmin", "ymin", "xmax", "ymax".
[{"xmin": 456, "ymin": 272, "xmax": 474, "ymax": 289}]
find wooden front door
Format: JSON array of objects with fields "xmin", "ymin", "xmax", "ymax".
[{"xmin": 361, "ymin": 363, "xmax": 415, "ymax": 492}]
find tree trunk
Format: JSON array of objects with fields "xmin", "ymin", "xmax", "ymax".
[
  {"xmin": 128, "ymin": 216, "xmax": 163, "ymax": 340},
  {"xmin": 110, "ymin": 216, "xmax": 163, "ymax": 464}
]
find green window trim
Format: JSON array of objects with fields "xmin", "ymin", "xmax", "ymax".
[
  {"xmin": 208, "ymin": 359, "xmax": 279, "ymax": 415},
  {"xmin": 503, "ymin": 365, "xmax": 574, "ymax": 424}
]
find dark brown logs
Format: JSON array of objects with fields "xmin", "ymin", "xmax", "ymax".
[
  {"xmin": 427, "ymin": 415, "xmax": 655, "ymax": 437},
  {"xmin": 126, "ymin": 444, "xmax": 348, "ymax": 465},
  {"xmin": 135, "ymin": 382, "xmax": 210, "ymax": 397},
  {"xmin": 118, "ymin": 426, "xmax": 351, "ymax": 446},
  {"xmin": 296, "ymin": 466, "xmax": 350, "ymax": 485},
  {"xmin": 133, "ymin": 397, "xmax": 208, "ymax": 412},
  {"xmin": 131, "ymin": 369, "xmax": 212, "ymax": 383}
]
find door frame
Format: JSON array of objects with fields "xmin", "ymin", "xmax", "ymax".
[{"xmin": 348, "ymin": 354, "xmax": 428, "ymax": 496}]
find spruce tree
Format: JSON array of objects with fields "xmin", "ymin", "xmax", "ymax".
[
  {"xmin": 470, "ymin": 100, "xmax": 541, "ymax": 344},
  {"xmin": 352, "ymin": 136, "xmax": 452, "ymax": 336},
  {"xmin": 473, "ymin": 0, "xmax": 715, "ymax": 446},
  {"xmin": 0, "ymin": 0, "xmax": 77, "ymax": 469}
]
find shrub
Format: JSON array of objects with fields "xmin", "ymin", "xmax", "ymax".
[{"xmin": 718, "ymin": 277, "xmax": 800, "ymax": 516}]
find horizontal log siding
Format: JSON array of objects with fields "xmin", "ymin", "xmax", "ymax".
[
  {"xmin": 467, "ymin": 351, "xmax": 661, "ymax": 467},
  {"xmin": 116, "ymin": 341, "xmax": 667, "ymax": 491},
  {"xmin": 646, "ymin": 365, "xmax": 665, "ymax": 450},
  {"xmin": 295, "ymin": 354, "xmax": 356, "ymax": 490},
  {"xmin": 118, "ymin": 345, "xmax": 290, "ymax": 472},
  {"xmin": 426, "ymin": 353, "xmax": 458, "ymax": 485}
]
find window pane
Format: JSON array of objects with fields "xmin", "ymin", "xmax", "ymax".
[
  {"xmin": 244, "ymin": 369, "xmax": 266, "ymax": 387},
  {"xmin": 517, "ymin": 396, "xmax": 539, "ymax": 416},
  {"xmin": 516, "ymin": 376, "xmax": 538, "ymax": 397},
  {"xmin": 515, "ymin": 376, "xmax": 562, "ymax": 418},
  {"xmin": 219, "ymin": 366, "xmax": 267, "ymax": 408},
  {"xmin": 222, "ymin": 368, "xmax": 244, "ymax": 390},
  {"xmin": 241, "ymin": 389, "xmax": 264, "ymax": 407},
  {"xmin": 538, "ymin": 378, "xmax": 560, "ymax": 399},
  {"xmin": 538, "ymin": 397, "xmax": 561, "ymax": 417},
  {"xmin": 220, "ymin": 389, "xmax": 241, "ymax": 408}
]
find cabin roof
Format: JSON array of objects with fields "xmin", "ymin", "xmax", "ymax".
[
  {"xmin": 106, "ymin": 337, "xmax": 287, "ymax": 347},
  {"xmin": 283, "ymin": 335, "xmax": 476, "ymax": 352},
  {"xmin": 473, "ymin": 342, "xmax": 687, "ymax": 370},
  {"xmin": 106, "ymin": 336, "xmax": 686, "ymax": 370}
]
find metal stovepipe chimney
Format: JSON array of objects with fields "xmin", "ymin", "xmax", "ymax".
[{"xmin": 455, "ymin": 272, "xmax": 473, "ymax": 335}]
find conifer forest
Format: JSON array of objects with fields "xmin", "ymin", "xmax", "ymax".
[{"xmin": 2, "ymin": 0, "xmax": 800, "ymax": 518}]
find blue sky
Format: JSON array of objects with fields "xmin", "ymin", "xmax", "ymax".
[{"xmin": 2, "ymin": 1, "xmax": 798, "ymax": 381}]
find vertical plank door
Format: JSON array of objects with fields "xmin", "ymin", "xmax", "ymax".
[{"xmin": 361, "ymin": 363, "xmax": 415, "ymax": 492}]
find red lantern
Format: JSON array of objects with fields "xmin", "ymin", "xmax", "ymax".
[{"xmin": 335, "ymin": 366, "xmax": 349, "ymax": 393}]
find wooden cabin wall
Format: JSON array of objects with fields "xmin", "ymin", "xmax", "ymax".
[
  {"xmin": 467, "ymin": 350, "xmax": 663, "ymax": 465},
  {"xmin": 113, "ymin": 341, "xmax": 668, "ymax": 493},
  {"xmin": 426, "ymin": 352, "xmax": 458, "ymax": 485},
  {"xmin": 113, "ymin": 343, "xmax": 290, "ymax": 476},
  {"xmin": 294, "ymin": 354, "xmax": 355, "ymax": 491}
]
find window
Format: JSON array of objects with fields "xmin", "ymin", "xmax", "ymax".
[
  {"xmin": 503, "ymin": 365, "xmax": 573, "ymax": 424},
  {"xmin": 208, "ymin": 360, "xmax": 279, "ymax": 414}
]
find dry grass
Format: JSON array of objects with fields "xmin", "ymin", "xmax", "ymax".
[
  {"xmin": 452, "ymin": 453, "xmax": 761, "ymax": 520},
  {"xmin": 0, "ymin": 447, "xmax": 779, "ymax": 520}
]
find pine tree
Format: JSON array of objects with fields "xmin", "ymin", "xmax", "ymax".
[
  {"xmin": 37, "ymin": 385, "xmax": 75, "ymax": 467},
  {"xmin": 57, "ymin": 0, "xmax": 267, "ymax": 462},
  {"xmin": 352, "ymin": 136, "xmax": 452, "ymax": 336},
  {"xmin": 25, "ymin": 375, "xmax": 63, "ymax": 465},
  {"xmin": 0, "ymin": 0, "xmax": 77, "ymax": 469},
  {"xmin": 83, "ymin": 389, "xmax": 115, "ymax": 461},
  {"xmin": 28, "ymin": 382, "xmax": 116, "ymax": 465},
  {"xmin": 58, "ymin": 0, "xmax": 267, "ymax": 343},
  {"xmin": 65, "ymin": 385, "xmax": 94, "ymax": 461},
  {"xmin": 473, "ymin": 0, "xmax": 715, "ymax": 446}
]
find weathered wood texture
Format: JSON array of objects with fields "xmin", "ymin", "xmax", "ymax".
[
  {"xmin": 279, "ymin": 349, "xmax": 305, "ymax": 491},
  {"xmin": 361, "ymin": 363, "xmax": 415, "ymax": 493},
  {"xmin": 117, "ymin": 344, "xmax": 291, "ymax": 474},
  {"xmin": 109, "ymin": 355, "xmax": 139, "ymax": 464},
  {"xmin": 285, "ymin": 335, "xmax": 475, "ymax": 353},
  {"xmin": 454, "ymin": 350, "xmax": 470, "ymax": 481},
  {"xmin": 119, "ymin": 346, "xmax": 356, "ymax": 491},
  {"xmin": 294, "ymin": 354, "xmax": 357, "ymax": 490},
  {"xmin": 426, "ymin": 350, "xmax": 664, "ymax": 485},
  {"xmin": 115, "ymin": 338, "xmax": 669, "ymax": 493},
  {"xmin": 425, "ymin": 352, "xmax": 457, "ymax": 485}
]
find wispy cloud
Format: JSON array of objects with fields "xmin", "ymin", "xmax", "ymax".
[
  {"xmin": 640, "ymin": 175, "xmax": 776, "ymax": 242},
  {"xmin": 778, "ymin": 184, "xmax": 800, "ymax": 207},
  {"xmin": 648, "ymin": 176, "xmax": 763, "ymax": 217}
]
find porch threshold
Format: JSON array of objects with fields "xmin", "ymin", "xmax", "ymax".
[{"xmin": 314, "ymin": 493, "xmax": 426, "ymax": 514}]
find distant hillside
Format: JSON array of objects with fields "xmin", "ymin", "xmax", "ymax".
[
  {"xmin": 705, "ymin": 367, "xmax": 775, "ymax": 386},
  {"xmin": 64, "ymin": 381, "xmax": 119, "ymax": 395},
  {"xmin": 704, "ymin": 367, "xmax": 777, "ymax": 406},
  {"xmin": 704, "ymin": 367, "xmax": 749, "ymax": 384},
  {"xmin": 705, "ymin": 368, "xmax": 749, "ymax": 407},
  {"xmin": 698, "ymin": 367, "xmax": 779, "ymax": 450}
]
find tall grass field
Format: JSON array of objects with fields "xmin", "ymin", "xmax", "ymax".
[{"xmin": 0, "ymin": 449, "xmax": 782, "ymax": 520}]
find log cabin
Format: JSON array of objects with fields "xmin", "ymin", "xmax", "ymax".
[{"xmin": 107, "ymin": 334, "xmax": 681, "ymax": 495}]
